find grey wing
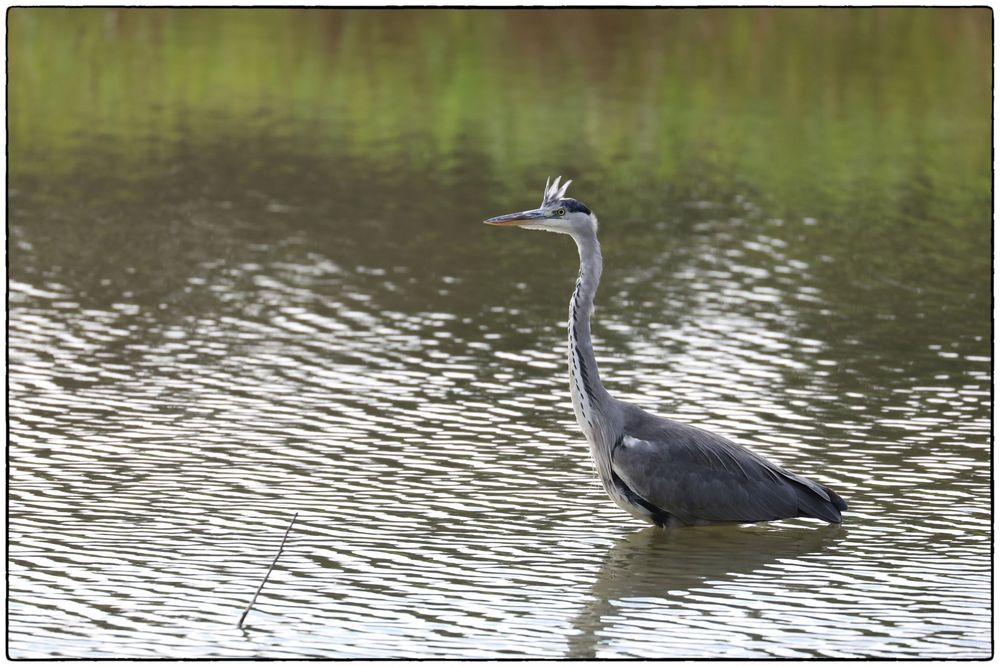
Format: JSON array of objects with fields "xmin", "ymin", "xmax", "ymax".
[{"xmin": 611, "ymin": 417, "xmax": 845, "ymax": 525}]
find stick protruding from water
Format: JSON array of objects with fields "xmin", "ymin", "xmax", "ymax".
[{"xmin": 237, "ymin": 511, "xmax": 298, "ymax": 629}]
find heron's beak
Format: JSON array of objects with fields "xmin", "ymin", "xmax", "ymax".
[{"xmin": 483, "ymin": 208, "xmax": 548, "ymax": 226}]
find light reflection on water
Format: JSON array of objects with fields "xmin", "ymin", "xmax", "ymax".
[
  {"xmin": 8, "ymin": 222, "xmax": 990, "ymax": 657},
  {"xmin": 7, "ymin": 8, "xmax": 991, "ymax": 660}
]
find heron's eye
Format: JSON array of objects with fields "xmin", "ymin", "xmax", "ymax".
[{"xmin": 554, "ymin": 207, "xmax": 567, "ymax": 217}]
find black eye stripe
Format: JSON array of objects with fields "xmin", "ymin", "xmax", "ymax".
[{"xmin": 559, "ymin": 198, "xmax": 591, "ymax": 215}]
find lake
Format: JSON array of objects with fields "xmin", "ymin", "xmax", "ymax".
[{"xmin": 7, "ymin": 8, "xmax": 992, "ymax": 658}]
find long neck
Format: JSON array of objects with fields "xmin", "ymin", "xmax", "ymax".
[{"xmin": 568, "ymin": 229, "xmax": 608, "ymax": 405}]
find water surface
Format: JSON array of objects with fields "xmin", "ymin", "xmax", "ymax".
[{"xmin": 7, "ymin": 8, "xmax": 992, "ymax": 659}]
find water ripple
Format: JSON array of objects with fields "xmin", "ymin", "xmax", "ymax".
[{"xmin": 9, "ymin": 214, "xmax": 990, "ymax": 658}]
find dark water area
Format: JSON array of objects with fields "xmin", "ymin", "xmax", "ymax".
[{"xmin": 7, "ymin": 8, "xmax": 991, "ymax": 658}]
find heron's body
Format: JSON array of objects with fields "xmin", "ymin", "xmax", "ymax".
[{"xmin": 486, "ymin": 178, "xmax": 847, "ymax": 527}]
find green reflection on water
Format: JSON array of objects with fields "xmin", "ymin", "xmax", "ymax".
[
  {"xmin": 8, "ymin": 7, "xmax": 991, "ymax": 379},
  {"xmin": 9, "ymin": 7, "xmax": 990, "ymax": 225}
]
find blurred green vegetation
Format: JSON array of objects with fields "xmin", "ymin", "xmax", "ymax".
[{"xmin": 8, "ymin": 8, "xmax": 991, "ymax": 227}]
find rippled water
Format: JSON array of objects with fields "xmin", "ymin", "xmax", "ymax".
[{"xmin": 8, "ymin": 8, "xmax": 992, "ymax": 659}]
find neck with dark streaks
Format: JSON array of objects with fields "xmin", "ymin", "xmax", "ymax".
[{"xmin": 568, "ymin": 228, "xmax": 608, "ymax": 409}]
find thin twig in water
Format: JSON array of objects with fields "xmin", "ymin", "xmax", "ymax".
[{"xmin": 238, "ymin": 511, "xmax": 298, "ymax": 629}]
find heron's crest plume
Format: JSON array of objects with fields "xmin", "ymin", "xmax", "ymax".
[{"xmin": 542, "ymin": 176, "xmax": 573, "ymax": 207}]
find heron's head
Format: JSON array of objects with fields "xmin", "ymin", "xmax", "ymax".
[{"xmin": 484, "ymin": 177, "xmax": 597, "ymax": 237}]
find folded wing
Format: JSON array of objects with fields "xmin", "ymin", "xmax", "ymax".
[{"xmin": 612, "ymin": 409, "xmax": 846, "ymax": 525}]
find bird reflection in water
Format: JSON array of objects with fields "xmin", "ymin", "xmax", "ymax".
[{"xmin": 568, "ymin": 524, "xmax": 844, "ymax": 658}]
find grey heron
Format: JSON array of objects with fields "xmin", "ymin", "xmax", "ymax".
[{"xmin": 484, "ymin": 177, "xmax": 847, "ymax": 527}]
